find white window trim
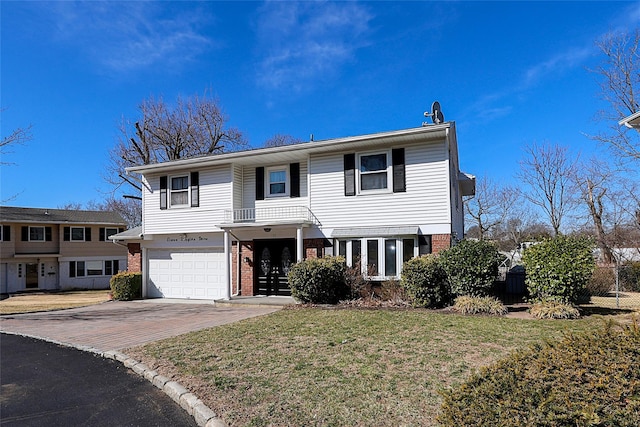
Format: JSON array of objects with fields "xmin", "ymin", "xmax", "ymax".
[
  {"xmin": 169, "ymin": 174, "xmax": 190, "ymax": 208},
  {"xmin": 357, "ymin": 150, "xmax": 392, "ymax": 195},
  {"xmin": 29, "ymin": 226, "xmax": 46, "ymax": 242},
  {"xmin": 266, "ymin": 165, "xmax": 289, "ymax": 198}
]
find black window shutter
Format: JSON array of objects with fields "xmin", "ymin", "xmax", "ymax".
[
  {"xmin": 160, "ymin": 176, "xmax": 168, "ymax": 210},
  {"xmin": 22, "ymin": 226, "xmax": 28, "ymax": 241},
  {"xmin": 85, "ymin": 227, "xmax": 92, "ymax": 241},
  {"xmin": 99, "ymin": 228, "xmax": 105, "ymax": 241},
  {"xmin": 344, "ymin": 154, "xmax": 356, "ymax": 197},
  {"xmin": 392, "ymin": 148, "xmax": 406, "ymax": 193},
  {"xmin": 64, "ymin": 227, "xmax": 71, "ymax": 241},
  {"xmin": 119, "ymin": 228, "xmax": 124, "ymax": 233},
  {"xmin": 45, "ymin": 227, "xmax": 52, "ymax": 242},
  {"xmin": 114, "ymin": 260, "xmax": 120, "ymax": 272},
  {"xmin": 191, "ymin": 171, "xmax": 200, "ymax": 207},
  {"xmin": 70, "ymin": 261, "xmax": 76, "ymax": 278},
  {"xmin": 256, "ymin": 167, "xmax": 265, "ymax": 201},
  {"xmin": 2, "ymin": 225, "xmax": 9, "ymax": 241},
  {"xmin": 290, "ymin": 163, "xmax": 300, "ymax": 198}
]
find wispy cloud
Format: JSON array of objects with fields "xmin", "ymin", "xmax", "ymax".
[
  {"xmin": 253, "ymin": 1, "xmax": 373, "ymax": 92},
  {"xmin": 40, "ymin": 1, "xmax": 214, "ymax": 73}
]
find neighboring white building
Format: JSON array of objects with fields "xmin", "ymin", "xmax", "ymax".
[
  {"xmin": 114, "ymin": 122, "xmax": 475, "ymax": 300},
  {"xmin": 0, "ymin": 207, "xmax": 128, "ymax": 293}
]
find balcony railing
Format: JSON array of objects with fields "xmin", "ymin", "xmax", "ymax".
[{"xmin": 223, "ymin": 206, "xmax": 320, "ymax": 225}]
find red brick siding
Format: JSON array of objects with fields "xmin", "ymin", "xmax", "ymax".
[
  {"xmin": 127, "ymin": 243, "xmax": 141, "ymax": 272},
  {"xmin": 431, "ymin": 234, "xmax": 451, "ymax": 254}
]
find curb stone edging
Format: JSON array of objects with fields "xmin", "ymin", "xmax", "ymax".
[{"xmin": 0, "ymin": 331, "xmax": 226, "ymax": 427}]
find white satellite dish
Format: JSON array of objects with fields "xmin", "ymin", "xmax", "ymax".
[{"xmin": 423, "ymin": 101, "xmax": 445, "ymax": 125}]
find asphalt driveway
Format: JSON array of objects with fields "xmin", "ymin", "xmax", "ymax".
[{"xmin": 0, "ymin": 300, "xmax": 281, "ymax": 352}]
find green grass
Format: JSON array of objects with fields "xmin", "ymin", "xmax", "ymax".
[{"xmin": 127, "ymin": 307, "xmax": 609, "ymax": 427}]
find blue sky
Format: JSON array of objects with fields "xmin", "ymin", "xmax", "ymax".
[{"xmin": 2, "ymin": 1, "xmax": 639, "ymax": 208}]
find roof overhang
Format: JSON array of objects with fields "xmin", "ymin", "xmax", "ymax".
[
  {"xmin": 109, "ymin": 226, "xmax": 143, "ymax": 241},
  {"xmin": 331, "ymin": 225, "xmax": 420, "ymax": 238},
  {"xmin": 459, "ymin": 172, "xmax": 476, "ymax": 197},
  {"xmin": 125, "ymin": 124, "xmax": 451, "ymax": 175},
  {"xmin": 618, "ymin": 111, "xmax": 640, "ymax": 129}
]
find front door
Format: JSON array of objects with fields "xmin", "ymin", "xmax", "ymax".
[
  {"xmin": 26, "ymin": 263, "xmax": 38, "ymax": 289},
  {"xmin": 254, "ymin": 239, "xmax": 295, "ymax": 296}
]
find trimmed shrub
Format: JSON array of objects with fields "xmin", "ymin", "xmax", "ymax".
[
  {"xmin": 452, "ymin": 295, "xmax": 508, "ymax": 316},
  {"xmin": 522, "ymin": 236, "xmax": 595, "ymax": 304},
  {"xmin": 288, "ymin": 256, "xmax": 348, "ymax": 304},
  {"xmin": 400, "ymin": 255, "xmax": 449, "ymax": 308},
  {"xmin": 109, "ymin": 272, "xmax": 142, "ymax": 301},
  {"xmin": 438, "ymin": 322, "xmax": 640, "ymax": 426},
  {"xmin": 529, "ymin": 301, "xmax": 580, "ymax": 319},
  {"xmin": 439, "ymin": 239, "xmax": 500, "ymax": 297}
]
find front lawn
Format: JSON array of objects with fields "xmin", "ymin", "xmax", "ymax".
[
  {"xmin": 0, "ymin": 290, "xmax": 111, "ymax": 315},
  {"xmin": 127, "ymin": 307, "xmax": 609, "ymax": 426}
]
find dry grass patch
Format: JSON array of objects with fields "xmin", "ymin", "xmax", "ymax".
[
  {"xmin": 0, "ymin": 290, "xmax": 111, "ymax": 314},
  {"xmin": 127, "ymin": 307, "xmax": 608, "ymax": 427}
]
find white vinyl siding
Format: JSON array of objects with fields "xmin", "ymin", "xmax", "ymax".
[
  {"xmin": 143, "ymin": 165, "xmax": 232, "ymax": 234},
  {"xmin": 309, "ymin": 143, "xmax": 450, "ymax": 229}
]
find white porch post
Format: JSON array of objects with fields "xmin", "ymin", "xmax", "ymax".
[
  {"xmin": 223, "ymin": 230, "xmax": 231, "ymax": 300},
  {"xmin": 296, "ymin": 227, "xmax": 304, "ymax": 262}
]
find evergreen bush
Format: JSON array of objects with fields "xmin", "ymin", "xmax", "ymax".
[
  {"xmin": 439, "ymin": 239, "xmax": 500, "ymax": 297},
  {"xmin": 288, "ymin": 256, "xmax": 348, "ymax": 304},
  {"xmin": 438, "ymin": 321, "xmax": 640, "ymax": 427},
  {"xmin": 522, "ymin": 236, "xmax": 595, "ymax": 304},
  {"xmin": 109, "ymin": 271, "xmax": 142, "ymax": 301},
  {"xmin": 400, "ymin": 255, "xmax": 449, "ymax": 308}
]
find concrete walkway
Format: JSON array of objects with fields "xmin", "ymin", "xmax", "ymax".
[{"xmin": 0, "ymin": 300, "xmax": 281, "ymax": 352}]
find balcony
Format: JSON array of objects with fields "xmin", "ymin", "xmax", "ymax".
[{"xmin": 222, "ymin": 206, "xmax": 320, "ymax": 226}]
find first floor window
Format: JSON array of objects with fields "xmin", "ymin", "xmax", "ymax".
[
  {"xmin": 385, "ymin": 239, "xmax": 397, "ymax": 277},
  {"xmin": 69, "ymin": 261, "xmax": 86, "ymax": 278},
  {"xmin": 336, "ymin": 237, "xmax": 418, "ymax": 279},
  {"xmin": 104, "ymin": 260, "xmax": 120, "ymax": 276},
  {"xmin": 86, "ymin": 261, "xmax": 103, "ymax": 276}
]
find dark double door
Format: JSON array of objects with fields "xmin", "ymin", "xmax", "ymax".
[{"xmin": 254, "ymin": 239, "xmax": 295, "ymax": 296}]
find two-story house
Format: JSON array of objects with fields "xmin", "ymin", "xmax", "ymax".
[
  {"xmin": 115, "ymin": 122, "xmax": 475, "ymax": 301},
  {"xmin": 0, "ymin": 207, "xmax": 128, "ymax": 293}
]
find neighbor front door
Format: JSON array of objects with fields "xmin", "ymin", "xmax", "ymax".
[{"xmin": 26, "ymin": 263, "xmax": 38, "ymax": 289}]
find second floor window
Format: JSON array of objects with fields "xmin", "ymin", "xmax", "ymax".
[
  {"xmin": 30, "ymin": 227, "xmax": 45, "ymax": 241},
  {"xmin": 268, "ymin": 168, "xmax": 287, "ymax": 196},
  {"xmin": 359, "ymin": 153, "xmax": 389, "ymax": 191},
  {"xmin": 171, "ymin": 176, "xmax": 189, "ymax": 206},
  {"xmin": 71, "ymin": 227, "xmax": 85, "ymax": 241}
]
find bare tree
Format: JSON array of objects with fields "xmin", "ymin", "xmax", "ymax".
[
  {"xmin": 59, "ymin": 198, "xmax": 142, "ymax": 229},
  {"xmin": 464, "ymin": 176, "xmax": 520, "ymax": 240},
  {"xmin": 518, "ymin": 142, "xmax": 578, "ymax": 236},
  {"xmin": 591, "ymin": 29, "xmax": 640, "ymax": 162},
  {"xmin": 1, "ymin": 109, "xmax": 32, "ymax": 166},
  {"xmin": 107, "ymin": 91, "xmax": 247, "ymax": 195},
  {"xmin": 263, "ymin": 134, "xmax": 304, "ymax": 148}
]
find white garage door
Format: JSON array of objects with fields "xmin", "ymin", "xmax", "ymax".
[{"xmin": 147, "ymin": 249, "xmax": 226, "ymax": 300}]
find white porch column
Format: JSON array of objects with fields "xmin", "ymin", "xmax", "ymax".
[
  {"xmin": 296, "ymin": 226, "xmax": 304, "ymax": 262},
  {"xmin": 223, "ymin": 230, "xmax": 231, "ymax": 300}
]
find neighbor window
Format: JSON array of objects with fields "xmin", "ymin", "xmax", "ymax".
[
  {"xmin": 268, "ymin": 168, "xmax": 288, "ymax": 196},
  {"xmin": 170, "ymin": 176, "xmax": 189, "ymax": 206},
  {"xmin": 385, "ymin": 239, "xmax": 397, "ymax": 277},
  {"xmin": 29, "ymin": 227, "xmax": 45, "ymax": 242},
  {"xmin": 86, "ymin": 260, "xmax": 103, "ymax": 276},
  {"xmin": 71, "ymin": 227, "xmax": 85, "ymax": 241},
  {"xmin": 104, "ymin": 260, "xmax": 120, "ymax": 276},
  {"xmin": 359, "ymin": 152, "xmax": 389, "ymax": 191}
]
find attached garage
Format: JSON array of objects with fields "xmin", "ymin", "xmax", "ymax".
[{"xmin": 147, "ymin": 249, "xmax": 226, "ymax": 300}]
